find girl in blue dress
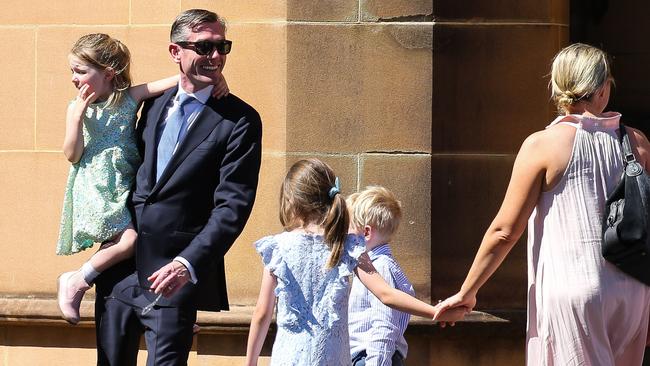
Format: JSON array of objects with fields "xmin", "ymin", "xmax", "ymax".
[
  {"xmin": 245, "ymin": 158, "xmax": 467, "ymax": 365},
  {"xmin": 56, "ymin": 33, "xmax": 229, "ymax": 325}
]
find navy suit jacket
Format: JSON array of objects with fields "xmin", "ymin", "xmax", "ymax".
[{"xmin": 131, "ymin": 86, "xmax": 262, "ymax": 311}]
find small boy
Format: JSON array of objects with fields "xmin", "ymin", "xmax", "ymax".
[{"xmin": 347, "ymin": 186, "xmax": 413, "ymax": 366}]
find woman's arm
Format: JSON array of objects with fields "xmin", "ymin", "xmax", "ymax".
[
  {"xmin": 245, "ymin": 267, "xmax": 277, "ymax": 366},
  {"xmin": 63, "ymin": 84, "xmax": 97, "ymax": 163},
  {"xmin": 435, "ymin": 131, "xmax": 550, "ymax": 319},
  {"xmin": 128, "ymin": 73, "xmax": 230, "ymax": 104}
]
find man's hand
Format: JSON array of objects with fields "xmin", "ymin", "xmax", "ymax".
[{"xmin": 148, "ymin": 260, "xmax": 190, "ymax": 298}]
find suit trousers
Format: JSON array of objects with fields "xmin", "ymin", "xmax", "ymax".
[{"xmin": 95, "ymin": 271, "xmax": 197, "ymax": 366}]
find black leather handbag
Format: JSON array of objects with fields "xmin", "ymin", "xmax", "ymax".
[{"xmin": 602, "ymin": 123, "xmax": 650, "ymax": 285}]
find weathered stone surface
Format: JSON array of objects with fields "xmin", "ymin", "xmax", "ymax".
[
  {"xmin": 0, "ymin": 152, "xmax": 76, "ymax": 293},
  {"xmin": 434, "ymin": 0, "xmax": 568, "ymax": 23},
  {"xmin": 287, "ymin": 0, "xmax": 358, "ymax": 22},
  {"xmin": 287, "ymin": 24, "xmax": 432, "ymax": 153},
  {"xmin": 0, "ymin": 28, "xmax": 35, "ymax": 150},
  {"xmin": 0, "ymin": 0, "xmax": 128, "ymax": 24},
  {"xmin": 226, "ymin": 154, "xmax": 286, "ymax": 304},
  {"xmin": 430, "ymin": 154, "xmax": 527, "ymax": 309},
  {"xmin": 225, "ymin": 24, "xmax": 287, "ymax": 153},
  {"xmin": 183, "ymin": 0, "xmax": 286, "ymax": 21},
  {"xmin": 360, "ymin": 154, "xmax": 431, "ymax": 300},
  {"xmin": 361, "ymin": 0, "xmax": 433, "ymax": 21},
  {"xmin": 433, "ymin": 24, "xmax": 566, "ymax": 154},
  {"xmin": 131, "ymin": 0, "xmax": 179, "ymax": 24}
]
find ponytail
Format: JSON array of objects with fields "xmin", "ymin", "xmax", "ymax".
[
  {"xmin": 324, "ymin": 193, "xmax": 349, "ymax": 268},
  {"xmin": 279, "ymin": 158, "xmax": 351, "ymax": 268}
]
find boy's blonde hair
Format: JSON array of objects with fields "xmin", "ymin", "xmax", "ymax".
[{"xmin": 348, "ymin": 186, "xmax": 402, "ymax": 239}]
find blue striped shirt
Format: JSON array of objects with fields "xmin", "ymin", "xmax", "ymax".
[{"xmin": 348, "ymin": 243, "xmax": 414, "ymax": 365}]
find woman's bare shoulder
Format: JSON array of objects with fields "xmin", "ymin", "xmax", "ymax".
[
  {"xmin": 522, "ymin": 123, "xmax": 577, "ymax": 152},
  {"xmin": 625, "ymin": 126, "xmax": 650, "ymax": 168}
]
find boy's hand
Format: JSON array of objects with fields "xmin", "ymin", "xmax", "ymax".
[
  {"xmin": 432, "ymin": 305, "xmax": 469, "ymax": 327},
  {"xmin": 211, "ymin": 73, "xmax": 229, "ymax": 99},
  {"xmin": 432, "ymin": 292, "xmax": 476, "ymax": 327}
]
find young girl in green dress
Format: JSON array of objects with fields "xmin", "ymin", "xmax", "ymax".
[{"xmin": 56, "ymin": 33, "xmax": 229, "ymax": 324}]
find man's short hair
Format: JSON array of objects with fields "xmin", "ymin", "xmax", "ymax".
[
  {"xmin": 347, "ymin": 186, "xmax": 402, "ymax": 238},
  {"xmin": 170, "ymin": 9, "xmax": 226, "ymax": 42}
]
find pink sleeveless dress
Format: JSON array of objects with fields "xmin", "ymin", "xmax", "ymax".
[{"xmin": 526, "ymin": 112, "xmax": 650, "ymax": 365}]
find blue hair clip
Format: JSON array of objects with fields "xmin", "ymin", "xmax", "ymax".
[{"xmin": 328, "ymin": 177, "xmax": 341, "ymax": 199}]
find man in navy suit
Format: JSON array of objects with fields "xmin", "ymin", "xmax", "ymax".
[{"xmin": 94, "ymin": 9, "xmax": 262, "ymax": 365}]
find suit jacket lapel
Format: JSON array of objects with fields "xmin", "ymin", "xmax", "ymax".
[{"xmin": 151, "ymin": 99, "xmax": 223, "ymax": 195}]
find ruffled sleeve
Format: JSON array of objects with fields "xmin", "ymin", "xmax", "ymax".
[
  {"xmin": 254, "ymin": 234, "xmax": 304, "ymax": 330},
  {"xmin": 254, "ymin": 235, "xmax": 279, "ymax": 269},
  {"xmin": 254, "ymin": 235, "xmax": 291, "ymax": 296},
  {"xmin": 339, "ymin": 234, "xmax": 366, "ymax": 275}
]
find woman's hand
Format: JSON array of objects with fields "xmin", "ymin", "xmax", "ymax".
[
  {"xmin": 211, "ymin": 73, "xmax": 229, "ymax": 99},
  {"xmin": 432, "ymin": 292, "xmax": 476, "ymax": 327}
]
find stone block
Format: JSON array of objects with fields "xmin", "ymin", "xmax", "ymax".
[
  {"xmin": 361, "ymin": 0, "xmax": 433, "ymax": 21},
  {"xmin": 287, "ymin": 0, "xmax": 358, "ymax": 22},
  {"xmin": 430, "ymin": 154, "xmax": 527, "ymax": 309},
  {"xmin": 0, "ymin": 324, "xmax": 159, "ymax": 365},
  {"xmin": 0, "ymin": 0, "xmax": 128, "ymax": 25},
  {"xmin": 0, "ymin": 152, "xmax": 75, "ymax": 293},
  {"xmin": 131, "ymin": 0, "xmax": 180, "ymax": 25},
  {"xmin": 0, "ymin": 28, "xmax": 35, "ymax": 150},
  {"xmin": 287, "ymin": 24, "xmax": 432, "ymax": 153},
  {"xmin": 182, "ymin": 0, "xmax": 286, "ymax": 21},
  {"xmin": 225, "ymin": 24, "xmax": 287, "ymax": 153},
  {"xmin": 359, "ymin": 154, "xmax": 432, "ymax": 300},
  {"xmin": 226, "ymin": 153, "xmax": 286, "ymax": 304},
  {"xmin": 197, "ymin": 333, "xmax": 272, "ymax": 364},
  {"xmin": 434, "ymin": 0, "xmax": 568, "ymax": 23},
  {"xmin": 433, "ymin": 24, "xmax": 566, "ymax": 154},
  {"xmin": 125, "ymin": 26, "xmax": 183, "ymax": 84}
]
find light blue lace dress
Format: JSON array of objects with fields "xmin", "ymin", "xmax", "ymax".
[
  {"xmin": 255, "ymin": 232, "xmax": 365, "ymax": 366},
  {"xmin": 56, "ymin": 93, "xmax": 140, "ymax": 255}
]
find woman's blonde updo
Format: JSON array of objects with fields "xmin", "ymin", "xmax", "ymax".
[
  {"xmin": 550, "ymin": 43, "xmax": 613, "ymax": 114},
  {"xmin": 70, "ymin": 33, "xmax": 132, "ymax": 109}
]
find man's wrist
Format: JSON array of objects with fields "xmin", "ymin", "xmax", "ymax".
[{"xmin": 173, "ymin": 256, "xmax": 197, "ymax": 283}]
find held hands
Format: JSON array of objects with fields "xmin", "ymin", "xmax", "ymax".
[
  {"xmin": 148, "ymin": 260, "xmax": 190, "ymax": 298},
  {"xmin": 210, "ymin": 72, "xmax": 229, "ymax": 99},
  {"xmin": 432, "ymin": 292, "xmax": 476, "ymax": 327}
]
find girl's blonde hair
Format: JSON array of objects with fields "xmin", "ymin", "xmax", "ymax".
[
  {"xmin": 70, "ymin": 33, "xmax": 132, "ymax": 109},
  {"xmin": 279, "ymin": 158, "xmax": 349, "ymax": 268},
  {"xmin": 347, "ymin": 186, "xmax": 402, "ymax": 239},
  {"xmin": 550, "ymin": 43, "xmax": 613, "ymax": 114}
]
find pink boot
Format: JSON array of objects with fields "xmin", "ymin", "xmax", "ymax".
[{"xmin": 57, "ymin": 271, "xmax": 90, "ymax": 325}]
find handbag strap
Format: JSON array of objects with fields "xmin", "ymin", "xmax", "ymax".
[{"xmin": 618, "ymin": 123, "xmax": 637, "ymax": 166}]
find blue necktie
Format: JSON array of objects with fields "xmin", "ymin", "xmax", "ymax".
[{"xmin": 156, "ymin": 94, "xmax": 193, "ymax": 181}]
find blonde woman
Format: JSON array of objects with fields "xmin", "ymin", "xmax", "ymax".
[{"xmin": 435, "ymin": 43, "xmax": 650, "ymax": 365}]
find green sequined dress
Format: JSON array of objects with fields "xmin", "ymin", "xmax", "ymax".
[{"xmin": 56, "ymin": 93, "xmax": 141, "ymax": 255}]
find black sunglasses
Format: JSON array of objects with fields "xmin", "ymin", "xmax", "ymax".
[{"xmin": 175, "ymin": 40, "xmax": 232, "ymax": 56}]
